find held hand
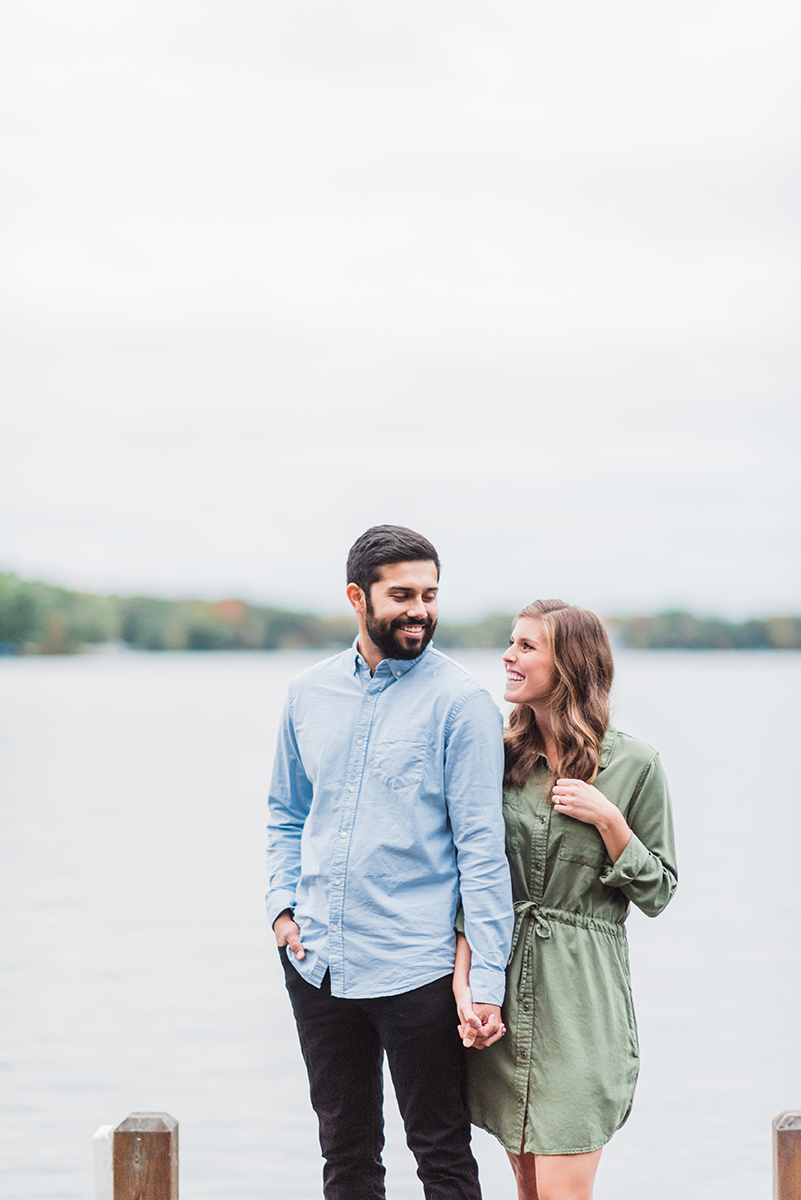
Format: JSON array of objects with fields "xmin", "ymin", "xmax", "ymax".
[
  {"xmin": 455, "ymin": 984, "xmax": 478, "ymax": 1046},
  {"xmin": 456, "ymin": 988, "xmax": 505, "ymax": 1050},
  {"xmin": 273, "ymin": 911, "xmax": 305, "ymax": 960},
  {"xmin": 470, "ymin": 1004, "xmax": 506, "ymax": 1049}
]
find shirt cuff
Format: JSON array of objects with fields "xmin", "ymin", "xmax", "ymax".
[
  {"xmin": 266, "ymin": 889, "xmax": 296, "ymax": 930},
  {"xmin": 468, "ymin": 962, "xmax": 506, "ymax": 1008},
  {"xmin": 600, "ymin": 832, "xmax": 649, "ymax": 888}
]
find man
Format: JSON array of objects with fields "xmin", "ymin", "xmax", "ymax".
[{"xmin": 267, "ymin": 525, "xmax": 513, "ymax": 1200}]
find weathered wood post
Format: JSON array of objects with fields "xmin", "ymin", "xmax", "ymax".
[
  {"xmin": 113, "ymin": 1112, "xmax": 179, "ymax": 1200},
  {"xmin": 774, "ymin": 1112, "xmax": 801, "ymax": 1200}
]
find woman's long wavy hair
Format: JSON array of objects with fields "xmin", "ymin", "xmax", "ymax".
[{"xmin": 503, "ymin": 599, "xmax": 614, "ymax": 790}]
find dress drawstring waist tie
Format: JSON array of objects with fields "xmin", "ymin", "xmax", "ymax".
[{"xmin": 510, "ymin": 900, "xmax": 626, "ymax": 998}]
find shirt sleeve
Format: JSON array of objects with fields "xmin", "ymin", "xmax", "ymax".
[
  {"xmin": 600, "ymin": 753, "xmax": 678, "ymax": 917},
  {"xmin": 445, "ymin": 689, "xmax": 514, "ymax": 1005},
  {"xmin": 266, "ymin": 690, "xmax": 314, "ymax": 929}
]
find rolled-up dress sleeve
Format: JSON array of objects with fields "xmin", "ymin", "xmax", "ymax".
[{"xmin": 600, "ymin": 753, "xmax": 677, "ymax": 917}]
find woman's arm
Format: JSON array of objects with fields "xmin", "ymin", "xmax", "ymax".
[
  {"xmin": 553, "ymin": 755, "xmax": 677, "ymax": 917},
  {"xmin": 552, "ymin": 778, "xmax": 632, "ymax": 862},
  {"xmin": 598, "ymin": 755, "xmax": 677, "ymax": 915},
  {"xmin": 454, "ymin": 929, "xmax": 472, "ymax": 998},
  {"xmin": 453, "ymin": 932, "xmax": 506, "ymax": 1049},
  {"xmin": 453, "ymin": 933, "xmax": 478, "ymax": 1046}
]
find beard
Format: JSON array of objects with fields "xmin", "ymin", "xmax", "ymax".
[{"xmin": 364, "ymin": 599, "xmax": 437, "ymax": 661}]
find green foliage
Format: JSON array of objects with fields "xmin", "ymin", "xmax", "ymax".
[
  {"xmin": 0, "ymin": 572, "xmax": 359, "ymax": 654},
  {"xmin": 116, "ymin": 595, "xmax": 355, "ymax": 652},
  {"xmin": 610, "ymin": 611, "xmax": 801, "ymax": 650},
  {"xmin": 435, "ymin": 613, "xmax": 514, "ymax": 649},
  {"xmin": 1, "ymin": 572, "xmax": 798, "ymax": 654},
  {"xmin": 120, "ymin": 597, "xmax": 190, "ymax": 651},
  {"xmin": 0, "ymin": 574, "xmax": 118, "ymax": 652},
  {"xmin": 0, "ymin": 575, "xmax": 44, "ymax": 647}
]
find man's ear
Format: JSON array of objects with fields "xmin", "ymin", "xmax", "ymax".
[{"xmin": 346, "ymin": 583, "xmax": 367, "ymax": 614}]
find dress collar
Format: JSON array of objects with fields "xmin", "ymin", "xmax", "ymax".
[
  {"xmin": 599, "ymin": 725, "xmax": 618, "ymax": 769},
  {"xmin": 529, "ymin": 724, "xmax": 617, "ymax": 771}
]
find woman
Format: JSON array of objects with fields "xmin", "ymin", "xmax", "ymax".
[{"xmin": 454, "ymin": 599, "xmax": 677, "ymax": 1200}]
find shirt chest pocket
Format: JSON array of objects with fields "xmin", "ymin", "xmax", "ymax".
[
  {"xmin": 371, "ymin": 738, "xmax": 429, "ymax": 791},
  {"xmin": 557, "ymin": 820, "xmax": 609, "ymax": 868}
]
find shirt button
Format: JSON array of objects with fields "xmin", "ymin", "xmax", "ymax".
[
  {"xmin": 333, "ymin": 878, "xmax": 342, "ymax": 885},
  {"xmin": 520, "ymin": 1050, "xmax": 527, "ymax": 1060},
  {"xmin": 349, "ymin": 786, "xmax": 355, "ymax": 792},
  {"xmin": 330, "ymin": 923, "xmax": 338, "ymax": 931},
  {"xmin": 357, "ymin": 739, "xmax": 363, "ymax": 746},
  {"xmin": 340, "ymin": 832, "xmax": 347, "ymax": 839},
  {"xmin": 523, "ymin": 1003, "xmax": 530, "ymax": 1012},
  {"xmin": 534, "ymin": 862, "xmax": 542, "ymax": 871},
  {"xmin": 540, "ymin": 817, "xmax": 545, "ymax": 824},
  {"xmin": 396, "ymin": 671, "xmax": 402, "ymax": 676}
]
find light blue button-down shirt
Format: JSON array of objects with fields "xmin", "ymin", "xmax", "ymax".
[{"xmin": 267, "ymin": 640, "xmax": 513, "ymax": 1004}]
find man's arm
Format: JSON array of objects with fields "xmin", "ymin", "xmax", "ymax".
[
  {"xmin": 444, "ymin": 689, "xmax": 513, "ymax": 1007},
  {"xmin": 266, "ymin": 692, "xmax": 314, "ymax": 946}
]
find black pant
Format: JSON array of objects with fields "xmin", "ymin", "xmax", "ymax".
[{"xmin": 280, "ymin": 950, "xmax": 482, "ymax": 1200}]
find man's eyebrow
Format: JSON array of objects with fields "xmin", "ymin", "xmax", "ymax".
[{"xmin": 386, "ymin": 585, "xmax": 439, "ymax": 593}]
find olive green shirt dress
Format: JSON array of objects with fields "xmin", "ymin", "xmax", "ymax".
[{"xmin": 466, "ymin": 727, "xmax": 678, "ymax": 1156}]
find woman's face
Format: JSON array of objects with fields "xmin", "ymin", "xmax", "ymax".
[{"xmin": 502, "ymin": 617, "xmax": 555, "ymax": 707}]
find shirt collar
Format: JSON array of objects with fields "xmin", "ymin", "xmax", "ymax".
[{"xmin": 351, "ymin": 636, "xmax": 433, "ymax": 678}]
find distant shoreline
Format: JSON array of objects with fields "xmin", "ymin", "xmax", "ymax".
[{"xmin": 1, "ymin": 571, "xmax": 799, "ymax": 655}]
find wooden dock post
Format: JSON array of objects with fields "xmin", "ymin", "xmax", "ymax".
[
  {"xmin": 774, "ymin": 1112, "xmax": 801, "ymax": 1200},
  {"xmin": 113, "ymin": 1112, "xmax": 178, "ymax": 1200}
]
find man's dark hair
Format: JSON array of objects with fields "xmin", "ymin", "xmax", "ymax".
[{"xmin": 346, "ymin": 525, "xmax": 440, "ymax": 593}]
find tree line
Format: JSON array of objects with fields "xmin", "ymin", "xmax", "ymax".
[{"xmin": 0, "ymin": 572, "xmax": 798, "ymax": 654}]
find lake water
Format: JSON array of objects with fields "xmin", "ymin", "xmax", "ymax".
[{"xmin": 1, "ymin": 648, "xmax": 799, "ymax": 1199}]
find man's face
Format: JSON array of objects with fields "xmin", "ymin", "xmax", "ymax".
[{"xmin": 363, "ymin": 561, "xmax": 439, "ymax": 661}]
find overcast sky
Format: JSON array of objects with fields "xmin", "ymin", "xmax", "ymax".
[{"xmin": 1, "ymin": 1, "xmax": 798, "ymax": 618}]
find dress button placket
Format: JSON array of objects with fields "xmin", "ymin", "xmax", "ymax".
[{"xmin": 516, "ymin": 795, "xmax": 549, "ymax": 1145}]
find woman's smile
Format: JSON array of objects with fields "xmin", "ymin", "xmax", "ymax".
[{"xmin": 502, "ymin": 617, "xmax": 555, "ymax": 705}]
